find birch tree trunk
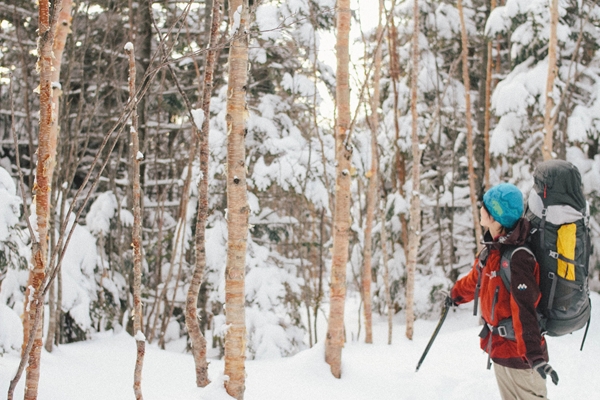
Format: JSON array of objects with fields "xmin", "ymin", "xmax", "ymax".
[
  {"xmin": 362, "ymin": 0, "xmax": 384, "ymax": 345},
  {"xmin": 457, "ymin": 0, "xmax": 482, "ymax": 249},
  {"xmin": 44, "ymin": 0, "xmax": 73, "ymax": 354},
  {"xmin": 379, "ymin": 199, "xmax": 393, "ymax": 345},
  {"xmin": 325, "ymin": 0, "xmax": 352, "ymax": 378},
  {"xmin": 186, "ymin": 0, "xmax": 222, "ymax": 388},
  {"xmin": 405, "ymin": 0, "xmax": 420, "ymax": 341},
  {"xmin": 387, "ymin": 18, "xmax": 409, "ymax": 254},
  {"xmin": 20, "ymin": 1, "xmax": 60, "ymax": 398},
  {"xmin": 483, "ymin": 0, "xmax": 496, "ymax": 192},
  {"xmin": 125, "ymin": 42, "xmax": 145, "ymax": 400},
  {"xmin": 362, "ymin": 134, "xmax": 377, "ymax": 345},
  {"xmin": 543, "ymin": 0, "xmax": 559, "ymax": 161},
  {"xmin": 224, "ymin": 1, "xmax": 250, "ymax": 398}
]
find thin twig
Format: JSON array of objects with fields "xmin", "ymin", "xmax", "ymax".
[{"xmin": 9, "ymin": 75, "xmax": 36, "ymax": 243}]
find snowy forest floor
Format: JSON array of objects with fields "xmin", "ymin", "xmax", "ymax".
[{"xmin": 1, "ymin": 292, "xmax": 599, "ymax": 400}]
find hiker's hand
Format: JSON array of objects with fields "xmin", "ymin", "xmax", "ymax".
[
  {"xmin": 444, "ymin": 295, "xmax": 458, "ymax": 308},
  {"xmin": 533, "ymin": 361, "xmax": 559, "ymax": 385}
]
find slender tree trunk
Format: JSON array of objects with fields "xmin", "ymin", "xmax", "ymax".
[
  {"xmin": 56, "ymin": 267, "xmax": 63, "ymax": 344},
  {"xmin": 47, "ymin": 0, "xmax": 72, "ymax": 183},
  {"xmin": 14, "ymin": 17, "xmax": 36, "ymax": 190},
  {"xmin": 543, "ymin": 0, "xmax": 559, "ymax": 160},
  {"xmin": 20, "ymin": 1, "xmax": 62, "ymax": 398},
  {"xmin": 314, "ymin": 208, "xmax": 326, "ymax": 343},
  {"xmin": 405, "ymin": 0, "xmax": 420, "ymax": 341},
  {"xmin": 56, "ymin": 198, "xmax": 65, "ymax": 346},
  {"xmin": 186, "ymin": 0, "xmax": 222, "ymax": 387},
  {"xmin": 361, "ymin": 0, "xmax": 384, "ymax": 345},
  {"xmin": 45, "ymin": 277, "xmax": 56, "ymax": 352},
  {"xmin": 224, "ymin": 1, "xmax": 250, "ymax": 398},
  {"xmin": 379, "ymin": 196, "xmax": 393, "ymax": 345},
  {"xmin": 135, "ymin": 0, "xmax": 152, "ymax": 190},
  {"xmin": 148, "ymin": 190, "xmax": 193, "ymax": 344},
  {"xmin": 325, "ymin": 0, "xmax": 352, "ymax": 378},
  {"xmin": 362, "ymin": 140, "xmax": 377, "ymax": 345},
  {"xmin": 483, "ymin": 0, "xmax": 496, "ymax": 192},
  {"xmin": 457, "ymin": 0, "xmax": 482, "ymax": 249},
  {"xmin": 126, "ymin": 42, "xmax": 145, "ymax": 400},
  {"xmin": 43, "ymin": 0, "xmax": 73, "ymax": 354},
  {"xmin": 309, "ymin": 1, "xmax": 333, "ymax": 216},
  {"xmin": 387, "ymin": 18, "xmax": 409, "ymax": 254}
]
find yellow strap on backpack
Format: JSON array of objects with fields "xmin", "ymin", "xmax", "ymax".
[{"xmin": 557, "ymin": 223, "xmax": 576, "ymax": 281}]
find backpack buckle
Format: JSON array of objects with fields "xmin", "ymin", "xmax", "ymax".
[
  {"xmin": 549, "ymin": 250, "xmax": 559, "ymax": 259},
  {"xmin": 497, "ymin": 325, "xmax": 508, "ymax": 337}
]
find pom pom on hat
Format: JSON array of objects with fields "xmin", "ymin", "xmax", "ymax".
[{"xmin": 483, "ymin": 183, "xmax": 524, "ymax": 229}]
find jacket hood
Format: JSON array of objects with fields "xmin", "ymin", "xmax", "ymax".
[{"xmin": 482, "ymin": 217, "xmax": 531, "ymax": 249}]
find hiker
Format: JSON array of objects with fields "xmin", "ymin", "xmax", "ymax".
[{"xmin": 448, "ymin": 183, "xmax": 558, "ymax": 400}]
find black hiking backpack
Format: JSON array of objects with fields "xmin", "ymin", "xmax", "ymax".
[{"xmin": 500, "ymin": 160, "xmax": 592, "ymax": 341}]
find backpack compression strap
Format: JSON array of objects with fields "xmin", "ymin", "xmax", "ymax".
[
  {"xmin": 499, "ymin": 246, "xmax": 535, "ymax": 293},
  {"xmin": 538, "ymin": 204, "xmax": 589, "ymax": 311},
  {"xmin": 473, "ymin": 247, "xmax": 489, "ymax": 316}
]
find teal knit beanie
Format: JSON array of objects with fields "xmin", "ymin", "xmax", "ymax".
[{"xmin": 483, "ymin": 183, "xmax": 523, "ymax": 229}]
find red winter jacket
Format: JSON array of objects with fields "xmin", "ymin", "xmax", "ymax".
[{"xmin": 451, "ymin": 218, "xmax": 549, "ymax": 369}]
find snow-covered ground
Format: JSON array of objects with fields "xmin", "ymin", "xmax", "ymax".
[{"xmin": 1, "ymin": 292, "xmax": 599, "ymax": 400}]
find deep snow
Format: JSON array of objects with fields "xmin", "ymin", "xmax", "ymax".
[{"xmin": 1, "ymin": 292, "xmax": 599, "ymax": 400}]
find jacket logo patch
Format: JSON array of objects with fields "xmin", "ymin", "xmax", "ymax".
[{"xmin": 517, "ymin": 283, "xmax": 527, "ymax": 290}]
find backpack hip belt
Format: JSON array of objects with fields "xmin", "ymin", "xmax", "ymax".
[{"xmin": 479, "ymin": 318, "xmax": 516, "ymax": 342}]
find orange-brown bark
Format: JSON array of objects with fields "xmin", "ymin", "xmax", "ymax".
[
  {"xmin": 21, "ymin": 1, "xmax": 57, "ymax": 398},
  {"xmin": 186, "ymin": 0, "xmax": 222, "ymax": 388}
]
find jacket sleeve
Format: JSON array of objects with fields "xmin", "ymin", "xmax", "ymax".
[
  {"xmin": 509, "ymin": 249, "xmax": 547, "ymax": 366},
  {"xmin": 450, "ymin": 258, "xmax": 480, "ymax": 304}
]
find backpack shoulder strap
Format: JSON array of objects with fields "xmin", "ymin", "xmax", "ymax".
[{"xmin": 499, "ymin": 246, "xmax": 535, "ymax": 293}]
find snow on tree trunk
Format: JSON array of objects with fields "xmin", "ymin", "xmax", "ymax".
[
  {"xmin": 44, "ymin": 0, "xmax": 73, "ymax": 354},
  {"xmin": 125, "ymin": 43, "xmax": 145, "ymax": 400},
  {"xmin": 325, "ymin": 0, "xmax": 352, "ymax": 378},
  {"xmin": 543, "ymin": 0, "xmax": 559, "ymax": 160},
  {"xmin": 186, "ymin": 0, "xmax": 222, "ymax": 388},
  {"xmin": 362, "ymin": 0, "xmax": 384, "ymax": 345},
  {"xmin": 458, "ymin": 0, "xmax": 482, "ymax": 249},
  {"xmin": 405, "ymin": 0, "xmax": 420, "ymax": 341},
  {"xmin": 224, "ymin": 1, "xmax": 250, "ymax": 398}
]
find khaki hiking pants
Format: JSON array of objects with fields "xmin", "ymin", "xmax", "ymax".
[{"xmin": 493, "ymin": 363, "xmax": 548, "ymax": 400}]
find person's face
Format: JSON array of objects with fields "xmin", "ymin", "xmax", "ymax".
[
  {"xmin": 479, "ymin": 201, "xmax": 504, "ymax": 235},
  {"xmin": 479, "ymin": 202, "xmax": 492, "ymax": 227}
]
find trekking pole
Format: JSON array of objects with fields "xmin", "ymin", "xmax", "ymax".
[{"xmin": 415, "ymin": 300, "xmax": 450, "ymax": 372}]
